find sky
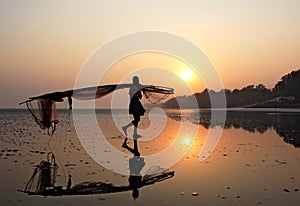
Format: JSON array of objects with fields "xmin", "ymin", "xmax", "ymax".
[{"xmin": 1, "ymin": 0, "xmax": 300, "ymax": 108}]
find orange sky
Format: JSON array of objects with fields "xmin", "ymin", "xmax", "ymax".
[{"xmin": 1, "ymin": 0, "xmax": 300, "ymax": 108}]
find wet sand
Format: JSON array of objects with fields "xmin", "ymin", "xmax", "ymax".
[{"xmin": 0, "ymin": 109, "xmax": 300, "ymax": 205}]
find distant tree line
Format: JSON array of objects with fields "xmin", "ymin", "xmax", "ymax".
[
  {"xmin": 163, "ymin": 69, "xmax": 300, "ymax": 108},
  {"xmin": 273, "ymin": 69, "xmax": 300, "ymax": 99}
]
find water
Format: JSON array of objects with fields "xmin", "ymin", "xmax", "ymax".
[{"xmin": 0, "ymin": 109, "xmax": 299, "ymax": 205}]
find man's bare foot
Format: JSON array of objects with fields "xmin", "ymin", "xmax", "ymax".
[
  {"xmin": 122, "ymin": 126, "xmax": 128, "ymax": 136},
  {"xmin": 122, "ymin": 138, "xmax": 128, "ymax": 148},
  {"xmin": 122, "ymin": 143, "xmax": 127, "ymax": 148},
  {"xmin": 133, "ymin": 134, "xmax": 142, "ymax": 140}
]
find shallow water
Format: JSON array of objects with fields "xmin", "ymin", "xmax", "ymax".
[{"xmin": 0, "ymin": 109, "xmax": 300, "ymax": 206}]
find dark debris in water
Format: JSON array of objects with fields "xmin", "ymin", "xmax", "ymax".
[
  {"xmin": 275, "ymin": 160, "xmax": 287, "ymax": 165},
  {"xmin": 283, "ymin": 188, "xmax": 299, "ymax": 193},
  {"xmin": 110, "ymin": 135, "xmax": 123, "ymax": 139},
  {"xmin": 64, "ymin": 163, "xmax": 76, "ymax": 167},
  {"xmin": 29, "ymin": 150, "xmax": 46, "ymax": 155}
]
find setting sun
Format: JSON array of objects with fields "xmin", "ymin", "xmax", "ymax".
[
  {"xmin": 183, "ymin": 137, "xmax": 192, "ymax": 146},
  {"xmin": 180, "ymin": 69, "xmax": 193, "ymax": 81}
]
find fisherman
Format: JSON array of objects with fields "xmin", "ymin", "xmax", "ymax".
[{"xmin": 122, "ymin": 76, "xmax": 145, "ymax": 146}]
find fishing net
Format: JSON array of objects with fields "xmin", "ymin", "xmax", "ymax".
[
  {"xmin": 142, "ymin": 86, "xmax": 174, "ymax": 104},
  {"xmin": 142, "ymin": 169, "xmax": 175, "ymax": 186},
  {"xmin": 73, "ymin": 84, "xmax": 120, "ymax": 100},
  {"xmin": 21, "ymin": 84, "xmax": 174, "ymax": 135},
  {"xmin": 26, "ymin": 99, "xmax": 59, "ymax": 135},
  {"xmin": 24, "ymin": 153, "xmax": 59, "ymax": 194},
  {"xmin": 70, "ymin": 181, "xmax": 129, "ymax": 195},
  {"xmin": 58, "ymin": 169, "xmax": 174, "ymax": 196}
]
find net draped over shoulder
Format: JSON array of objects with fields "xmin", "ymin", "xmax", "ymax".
[{"xmin": 20, "ymin": 84, "xmax": 174, "ymax": 135}]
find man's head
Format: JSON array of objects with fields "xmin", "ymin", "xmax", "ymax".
[
  {"xmin": 132, "ymin": 189, "xmax": 140, "ymax": 199},
  {"xmin": 132, "ymin": 76, "xmax": 139, "ymax": 85}
]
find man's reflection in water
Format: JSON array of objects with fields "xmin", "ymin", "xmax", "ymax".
[
  {"xmin": 129, "ymin": 154, "xmax": 145, "ymax": 199},
  {"xmin": 122, "ymin": 138, "xmax": 145, "ymax": 199},
  {"xmin": 121, "ymin": 138, "xmax": 175, "ymax": 199}
]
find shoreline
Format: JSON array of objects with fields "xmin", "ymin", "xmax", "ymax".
[{"xmin": 1, "ymin": 107, "xmax": 300, "ymax": 112}]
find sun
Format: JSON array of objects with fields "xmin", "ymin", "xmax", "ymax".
[
  {"xmin": 183, "ymin": 137, "xmax": 192, "ymax": 146},
  {"xmin": 180, "ymin": 69, "xmax": 193, "ymax": 80}
]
